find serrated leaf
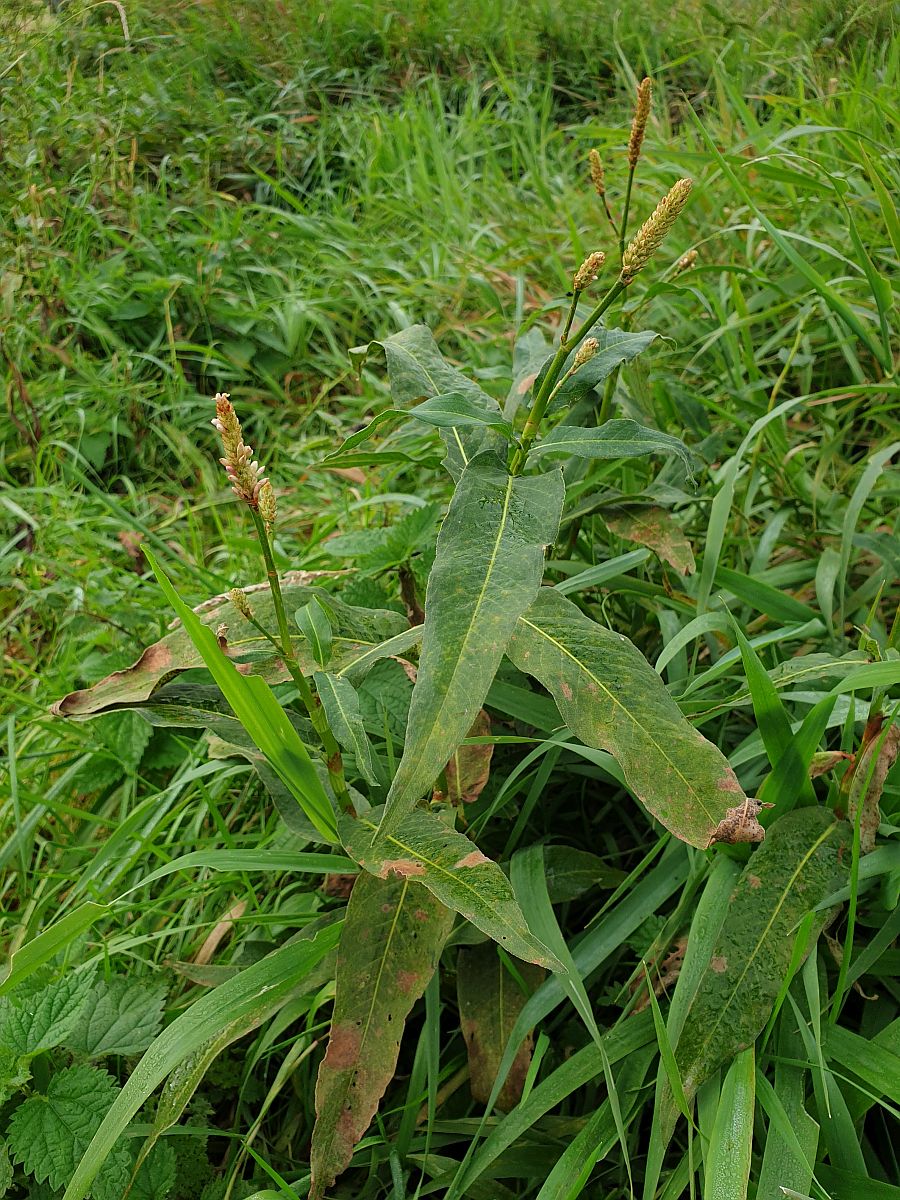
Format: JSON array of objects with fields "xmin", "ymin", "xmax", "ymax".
[
  {"xmin": 324, "ymin": 505, "xmax": 440, "ymax": 574},
  {"xmin": 457, "ymin": 944, "xmax": 544, "ymax": 1111},
  {"xmin": 0, "ymin": 1046, "xmax": 31, "ymax": 1105},
  {"xmin": 378, "ymin": 452, "xmax": 564, "ymax": 838},
  {"xmin": 507, "ymin": 588, "xmax": 750, "ymax": 849},
  {"xmin": 52, "ymin": 580, "xmax": 406, "ymax": 719},
  {"xmin": 314, "ymin": 673, "xmax": 381, "ymax": 787},
  {"xmin": 310, "ymin": 873, "xmax": 452, "ymax": 1198},
  {"xmin": 0, "ymin": 1142, "xmax": 11, "ymax": 1198},
  {"xmin": 528, "ymin": 419, "xmax": 696, "ymax": 480},
  {"xmin": 7, "ymin": 1065, "xmax": 131, "ymax": 1195},
  {"xmin": 664, "ymin": 808, "xmax": 849, "ymax": 1141},
  {"xmin": 0, "ymin": 971, "xmax": 95, "ymax": 1058},
  {"xmin": 130, "ymin": 1142, "xmax": 176, "ymax": 1200},
  {"xmin": 341, "ymin": 807, "xmax": 561, "ymax": 970},
  {"xmin": 600, "ymin": 503, "xmax": 696, "ymax": 574},
  {"xmin": 295, "ymin": 598, "xmax": 333, "ymax": 669},
  {"xmin": 65, "ymin": 979, "xmax": 166, "ymax": 1057}
]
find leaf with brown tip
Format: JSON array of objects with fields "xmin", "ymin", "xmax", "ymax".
[
  {"xmin": 600, "ymin": 503, "xmax": 696, "ymax": 574},
  {"xmin": 310, "ymin": 873, "xmax": 452, "ymax": 1198}
]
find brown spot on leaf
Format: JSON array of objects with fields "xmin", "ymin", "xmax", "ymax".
[
  {"xmin": 414, "ymin": 909, "xmax": 429, "ymax": 922},
  {"xmin": 454, "ymin": 850, "xmax": 490, "ymax": 869},
  {"xmin": 396, "ymin": 970, "xmax": 420, "ymax": 994},
  {"xmin": 561, "ymin": 682, "xmax": 573, "ymax": 701},
  {"xmin": 710, "ymin": 956, "xmax": 728, "ymax": 973},
  {"xmin": 747, "ymin": 874, "xmax": 762, "ymax": 889},
  {"xmin": 321, "ymin": 1022, "xmax": 362, "ymax": 1070},
  {"xmin": 377, "ymin": 859, "xmax": 426, "ymax": 879}
]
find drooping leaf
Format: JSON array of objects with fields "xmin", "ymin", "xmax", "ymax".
[
  {"xmin": 144, "ymin": 552, "xmax": 337, "ymax": 842},
  {"xmin": 507, "ymin": 588, "xmax": 752, "ymax": 849},
  {"xmin": 64, "ymin": 979, "xmax": 167, "ymax": 1058},
  {"xmin": 378, "ymin": 452, "xmax": 564, "ymax": 838},
  {"xmin": 600, "ymin": 503, "xmax": 696, "ymax": 574},
  {"xmin": 842, "ymin": 714, "xmax": 900, "ymax": 853},
  {"xmin": 456, "ymin": 944, "xmax": 544, "ymax": 1111},
  {"xmin": 0, "ymin": 971, "xmax": 95, "ymax": 1058},
  {"xmin": 310, "ymin": 873, "xmax": 452, "ymax": 1198},
  {"xmin": 341, "ymin": 806, "xmax": 561, "ymax": 970},
  {"xmin": 52, "ymin": 580, "xmax": 407, "ymax": 719},
  {"xmin": 528, "ymin": 419, "xmax": 697, "ymax": 480},
  {"xmin": 663, "ymin": 807, "xmax": 849, "ymax": 1142},
  {"xmin": 435, "ymin": 709, "xmax": 494, "ymax": 805},
  {"xmin": 62, "ymin": 925, "xmax": 342, "ymax": 1200},
  {"xmin": 314, "ymin": 672, "xmax": 381, "ymax": 787}
]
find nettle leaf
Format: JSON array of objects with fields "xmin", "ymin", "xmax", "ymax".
[
  {"xmin": 507, "ymin": 588, "xmax": 753, "ymax": 849},
  {"xmin": 528, "ymin": 419, "xmax": 697, "ymax": 481},
  {"xmin": 378, "ymin": 452, "xmax": 564, "ymax": 838},
  {"xmin": 7, "ymin": 1065, "xmax": 132, "ymax": 1196},
  {"xmin": 129, "ymin": 1143, "xmax": 176, "ymax": 1200},
  {"xmin": 0, "ymin": 1046, "xmax": 31, "ymax": 1105},
  {"xmin": 0, "ymin": 1142, "xmax": 11, "ymax": 1197},
  {"xmin": 600, "ymin": 503, "xmax": 696, "ymax": 575},
  {"xmin": 324, "ymin": 504, "xmax": 440, "ymax": 574},
  {"xmin": 457, "ymin": 944, "xmax": 544, "ymax": 1111},
  {"xmin": 314, "ymin": 672, "xmax": 381, "ymax": 788},
  {"xmin": 341, "ymin": 806, "xmax": 561, "ymax": 970},
  {"xmin": 310, "ymin": 873, "xmax": 453, "ymax": 1198},
  {"xmin": 668, "ymin": 807, "xmax": 849, "ymax": 1132},
  {"xmin": 0, "ymin": 970, "xmax": 95, "ymax": 1058},
  {"xmin": 52, "ymin": 580, "xmax": 407, "ymax": 719},
  {"xmin": 65, "ymin": 979, "xmax": 167, "ymax": 1057}
]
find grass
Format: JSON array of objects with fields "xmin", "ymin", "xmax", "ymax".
[{"xmin": 1, "ymin": 0, "xmax": 899, "ymax": 1197}]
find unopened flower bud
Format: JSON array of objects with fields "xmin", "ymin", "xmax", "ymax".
[
  {"xmin": 621, "ymin": 179, "xmax": 692, "ymax": 283},
  {"xmin": 573, "ymin": 250, "xmax": 606, "ymax": 292},
  {"xmin": 588, "ymin": 149, "xmax": 606, "ymax": 197},
  {"xmin": 257, "ymin": 480, "xmax": 277, "ymax": 531},
  {"xmin": 627, "ymin": 77, "xmax": 652, "ymax": 169},
  {"xmin": 675, "ymin": 249, "xmax": 698, "ymax": 274},
  {"xmin": 229, "ymin": 587, "xmax": 253, "ymax": 621},
  {"xmin": 573, "ymin": 337, "xmax": 599, "ymax": 370},
  {"xmin": 211, "ymin": 393, "xmax": 267, "ymax": 507}
]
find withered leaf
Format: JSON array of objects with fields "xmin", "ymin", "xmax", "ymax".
[
  {"xmin": 601, "ymin": 503, "xmax": 696, "ymax": 574},
  {"xmin": 842, "ymin": 714, "xmax": 900, "ymax": 853},
  {"xmin": 436, "ymin": 709, "xmax": 494, "ymax": 805}
]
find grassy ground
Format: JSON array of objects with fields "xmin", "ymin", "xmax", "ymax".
[{"xmin": 2, "ymin": 0, "xmax": 899, "ymax": 1197}]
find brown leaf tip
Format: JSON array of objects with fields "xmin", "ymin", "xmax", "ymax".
[{"xmin": 707, "ymin": 798, "xmax": 773, "ymax": 847}]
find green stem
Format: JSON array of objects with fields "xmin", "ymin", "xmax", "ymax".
[
  {"xmin": 510, "ymin": 277, "xmax": 626, "ymax": 474},
  {"xmin": 619, "ymin": 166, "xmax": 636, "ymax": 258},
  {"xmin": 250, "ymin": 508, "xmax": 353, "ymax": 814}
]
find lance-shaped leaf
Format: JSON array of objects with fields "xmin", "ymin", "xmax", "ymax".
[
  {"xmin": 600, "ymin": 503, "xmax": 696, "ymax": 575},
  {"xmin": 378, "ymin": 453, "xmax": 564, "ymax": 838},
  {"xmin": 341, "ymin": 806, "xmax": 561, "ymax": 971},
  {"xmin": 528, "ymin": 419, "xmax": 697, "ymax": 480},
  {"xmin": 549, "ymin": 327, "xmax": 660, "ymax": 410},
  {"xmin": 310, "ymin": 873, "xmax": 452, "ymax": 1198},
  {"xmin": 457, "ymin": 944, "xmax": 544, "ymax": 1111},
  {"xmin": 52, "ymin": 581, "xmax": 407, "ymax": 719},
  {"xmin": 507, "ymin": 588, "xmax": 751, "ymax": 849},
  {"xmin": 660, "ymin": 807, "xmax": 849, "ymax": 1144},
  {"xmin": 314, "ymin": 672, "xmax": 381, "ymax": 788}
]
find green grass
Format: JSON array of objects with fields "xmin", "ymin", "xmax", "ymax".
[{"xmin": 1, "ymin": 0, "xmax": 899, "ymax": 1197}]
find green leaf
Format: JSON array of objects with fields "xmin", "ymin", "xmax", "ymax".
[
  {"xmin": 664, "ymin": 807, "xmax": 848, "ymax": 1140},
  {"xmin": 8, "ymin": 1065, "xmax": 132, "ymax": 1196},
  {"xmin": 507, "ymin": 588, "xmax": 752, "ymax": 849},
  {"xmin": 408, "ymin": 392, "xmax": 513, "ymax": 435},
  {"xmin": 542, "ymin": 846, "xmax": 626, "ymax": 902},
  {"xmin": 378, "ymin": 452, "xmax": 564, "ymax": 838},
  {"xmin": 341, "ymin": 806, "xmax": 561, "ymax": 971},
  {"xmin": 550, "ymin": 327, "xmax": 660, "ymax": 408},
  {"xmin": 528, "ymin": 419, "xmax": 697, "ymax": 480},
  {"xmin": 64, "ymin": 979, "xmax": 167, "ymax": 1057},
  {"xmin": 0, "ymin": 971, "xmax": 95, "ymax": 1058},
  {"xmin": 0, "ymin": 1142, "xmax": 12, "ymax": 1199},
  {"xmin": 313, "ymin": 672, "xmax": 381, "ymax": 787},
  {"xmin": 310, "ymin": 873, "xmax": 452, "ymax": 1198},
  {"xmin": 61, "ymin": 925, "xmax": 342, "ymax": 1200},
  {"xmin": 0, "ymin": 905, "xmax": 108, "ymax": 998},
  {"xmin": 457, "ymin": 944, "xmax": 544, "ymax": 1111},
  {"xmin": 295, "ymin": 598, "xmax": 333, "ymax": 669},
  {"xmin": 323, "ymin": 505, "xmax": 440, "ymax": 574},
  {"xmin": 703, "ymin": 1047, "xmax": 755, "ymax": 1200},
  {"xmin": 144, "ymin": 551, "xmax": 337, "ymax": 842},
  {"xmin": 130, "ymin": 1143, "xmax": 176, "ymax": 1200}
]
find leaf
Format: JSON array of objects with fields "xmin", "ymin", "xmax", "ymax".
[
  {"xmin": 0, "ymin": 905, "xmax": 108, "ymax": 998},
  {"xmin": 323, "ymin": 505, "xmax": 440, "ymax": 574},
  {"xmin": 0, "ymin": 971, "xmax": 95, "ymax": 1058},
  {"xmin": 295, "ymin": 597, "xmax": 333, "ymax": 668},
  {"xmin": 144, "ymin": 551, "xmax": 337, "ymax": 842},
  {"xmin": 507, "ymin": 588, "xmax": 752, "ymax": 849},
  {"xmin": 310, "ymin": 873, "xmax": 452, "ymax": 1198},
  {"xmin": 549, "ymin": 327, "xmax": 660, "ymax": 409},
  {"xmin": 341, "ymin": 806, "xmax": 561, "ymax": 970},
  {"xmin": 435, "ymin": 709, "xmax": 494, "ymax": 805},
  {"xmin": 357, "ymin": 658, "xmax": 415, "ymax": 743},
  {"xmin": 702, "ymin": 1047, "xmax": 755, "ymax": 1200},
  {"xmin": 314, "ymin": 672, "xmax": 381, "ymax": 787},
  {"xmin": 0, "ymin": 1143, "xmax": 11, "ymax": 1198},
  {"xmin": 64, "ymin": 979, "xmax": 167, "ymax": 1057},
  {"xmin": 8, "ymin": 1065, "xmax": 132, "ymax": 1196},
  {"xmin": 52, "ymin": 580, "xmax": 407, "ymax": 719},
  {"xmin": 378, "ymin": 452, "xmax": 564, "ymax": 838},
  {"xmin": 842, "ymin": 715, "xmax": 900, "ymax": 853},
  {"xmin": 130, "ymin": 1143, "xmax": 176, "ymax": 1200},
  {"xmin": 456, "ymin": 944, "xmax": 544, "ymax": 1111},
  {"xmin": 542, "ymin": 846, "xmax": 626, "ymax": 902},
  {"xmin": 408, "ymin": 392, "xmax": 513, "ymax": 435},
  {"xmin": 665, "ymin": 807, "xmax": 848, "ymax": 1139},
  {"xmin": 528, "ymin": 419, "xmax": 697, "ymax": 480},
  {"xmin": 600, "ymin": 503, "xmax": 696, "ymax": 574},
  {"xmin": 505, "ymin": 326, "xmax": 552, "ymax": 418},
  {"xmin": 61, "ymin": 925, "xmax": 342, "ymax": 1200}
]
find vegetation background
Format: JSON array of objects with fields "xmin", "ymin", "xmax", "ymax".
[{"xmin": 1, "ymin": 0, "xmax": 899, "ymax": 1198}]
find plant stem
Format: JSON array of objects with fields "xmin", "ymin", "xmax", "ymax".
[
  {"xmin": 510, "ymin": 277, "xmax": 626, "ymax": 474},
  {"xmin": 619, "ymin": 166, "xmax": 636, "ymax": 257},
  {"xmin": 250, "ymin": 508, "xmax": 353, "ymax": 815}
]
